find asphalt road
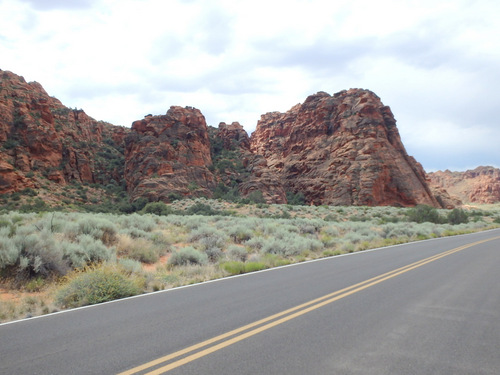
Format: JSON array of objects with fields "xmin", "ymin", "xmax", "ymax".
[{"xmin": 1, "ymin": 229, "xmax": 499, "ymax": 374}]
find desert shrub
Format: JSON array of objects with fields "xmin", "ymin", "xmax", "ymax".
[
  {"xmin": 185, "ymin": 202, "xmax": 229, "ymax": 216},
  {"xmin": 77, "ymin": 216, "xmax": 117, "ymax": 245},
  {"xmin": 244, "ymin": 261, "xmax": 268, "ymax": 272},
  {"xmin": 340, "ymin": 241, "xmax": 355, "ymax": 253},
  {"xmin": 116, "ymin": 236, "xmax": 162, "ymax": 264},
  {"xmin": 204, "ymin": 247, "xmax": 223, "ymax": 262},
  {"xmin": 245, "ymin": 191, "xmax": 266, "ymax": 204},
  {"xmin": 11, "ymin": 228, "xmax": 68, "ymax": 277},
  {"xmin": 24, "ymin": 277, "xmax": 46, "ymax": 292},
  {"xmin": 381, "ymin": 223, "xmax": 414, "ymax": 239},
  {"xmin": 295, "ymin": 219, "xmax": 322, "ymax": 235},
  {"xmin": 227, "ymin": 225, "xmax": 253, "ymax": 243},
  {"xmin": 167, "ymin": 247, "xmax": 208, "ymax": 266},
  {"xmin": 188, "ymin": 226, "xmax": 227, "ymax": 250},
  {"xmin": 118, "ymin": 258, "xmax": 143, "ymax": 274},
  {"xmin": 141, "ymin": 202, "xmax": 175, "ymax": 216},
  {"xmin": 220, "ymin": 260, "xmax": 268, "ymax": 275},
  {"xmin": 64, "ymin": 234, "xmax": 114, "ymax": 268},
  {"xmin": 322, "ymin": 225, "xmax": 340, "ymax": 237},
  {"xmin": 220, "ymin": 261, "xmax": 245, "ymax": 275},
  {"xmin": 261, "ymin": 238, "xmax": 288, "ymax": 256},
  {"xmin": 116, "ymin": 213, "xmax": 156, "ymax": 232},
  {"xmin": 55, "ymin": 265, "xmax": 142, "ymax": 308},
  {"xmin": 0, "ymin": 227, "xmax": 18, "ymax": 268},
  {"xmin": 286, "ymin": 191, "xmax": 306, "ymax": 205},
  {"xmin": 244, "ymin": 236, "xmax": 265, "ymax": 250},
  {"xmin": 261, "ymin": 253, "xmax": 291, "ymax": 267},
  {"xmin": 226, "ymin": 245, "xmax": 247, "ymax": 261},
  {"xmin": 447, "ymin": 208, "xmax": 469, "ymax": 225},
  {"xmin": 261, "ymin": 235, "xmax": 323, "ymax": 257},
  {"xmin": 406, "ymin": 205, "xmax": 443, "ymax": 224},
  {"xmin": 119, "ymin": 227, "xmax": 153, "ymax": 239}
]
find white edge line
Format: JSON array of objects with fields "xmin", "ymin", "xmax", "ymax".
[{"xmin": 1, "ymin": 227, "xmax": 499, "ymax": 327}]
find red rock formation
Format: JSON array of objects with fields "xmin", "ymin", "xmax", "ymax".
[
  {"xmin": 216, "ymin": 122, "xmax": 250, "ymax": 150},
  {"xmin": 213, "ymin": 122, "xmax": 287, "ymax": 204},
  {"xmin": 0, "ymin": 69, "xmax": 127, "ymax": 194},
  {"xmin": 251, "ymin": 89, "xmax": 443, "ymax": 207},
  {"xmin": 428, "ymin": 166, "xmax": 500, "ymax": 204},
  {"xmin": 124, "ymin": 106, "xmax": 217, "ymax": 201}
]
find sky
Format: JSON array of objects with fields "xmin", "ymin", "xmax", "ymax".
[{"xmin": 0, "ymin": 0, "xmax": 498, "ymax": 172}]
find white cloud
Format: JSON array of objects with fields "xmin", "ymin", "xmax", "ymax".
[{"xmin": 1, "ymin": 0, "xmax": 499, "ymax": 171}]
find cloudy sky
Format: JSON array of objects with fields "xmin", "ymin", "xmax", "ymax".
[{"xmin": 1, "ymin": 0, "xmax": 498, "ymax": 172}]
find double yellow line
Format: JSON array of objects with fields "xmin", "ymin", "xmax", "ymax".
[{"xmin": 119, "ymin": 236, "xmax": 499, "ymax": 375}]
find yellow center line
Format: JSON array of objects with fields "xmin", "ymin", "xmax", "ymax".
[{"xmin": 118, "ymin": 236, "xmax": 499, "ymax": 375}]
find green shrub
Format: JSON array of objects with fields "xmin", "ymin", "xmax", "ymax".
[
  {"xmin": 243, "ymin": 261, "xmax": 268, "ymax": 273},
  {"xmin": 286, "ymin": 191, "xmax": 306, "ymax": 205},
  {"xmin": 220, "ymin": 260, "xmax": 268, "ymax": 275},
  {"xmin": 141, "ymin": 202, "xmax": 175, "ymax": 216},
  {"xmin": 220, "ymin": 261, "xmax": 246, "ymax": 275},
  {"xmin": 447, "ymin": 208, "xmax": 469, "ymax": 225},
  {"xmin": 25, "ymin": 277, "xmax": 46, "ymax": 292},
  {"xmin": 406, "ymin": 205, "xmax": 443, "ymax": 224},
  {"xmin": 55, "ymin": 265, "xmax": 142, "ymax": 308},
  {"xmin": 185, "ymin": 203, "xmax": 229, "ymax": 216},
  {"xmin": 167, "ymin": 247, "xmax": 208, "ymax": 266},
  {"xmin": 245, "ymin": 191, "xmax": 266, "ymax": 204}
]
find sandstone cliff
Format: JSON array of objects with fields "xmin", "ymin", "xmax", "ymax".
[
  {"xmin": 0, "ymin": 69, "xmax": 127, "ymax": 195},
  {"xmin": 428, "ymin": 166, "xmax": 500, "ymax": 204},
  {"xmin": 125, "ymin": 113, "xmax": 287, "ymax": 204},
  {"xmin": 250, "ymin": 89, "xmax": 443, "ymax": 207},
  {"xmin": 125, "ymin": 106, "xmax": 217, "ymax": 201},
  {"xmin": 211, "ymin": 122, "xmax": 287, "ymax": 204}
]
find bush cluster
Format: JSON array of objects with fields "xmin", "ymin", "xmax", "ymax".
[{"xmin": 55, "ymin": 265, "xmax": 142, "ymax": 308}]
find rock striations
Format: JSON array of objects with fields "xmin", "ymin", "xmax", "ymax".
[
  {"xmin": 0, "ymin": 69, "xmax": 127, "ymax": 194},
  {"xmin": 250, "ymin": 89, "xmax": 442, "ymax": 207},
  {"xmin": 428, "ymin": 166, "xmax": 500, "ymax": 204},
  {"xmin": 125, "ymin": 106, "xmax": 216, "ymax": 201}
]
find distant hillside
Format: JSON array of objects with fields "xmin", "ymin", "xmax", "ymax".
[{"xmin": 428, "ymin": 166, "xmax": 500, "ymax": 204}]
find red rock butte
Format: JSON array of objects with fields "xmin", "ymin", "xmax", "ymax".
[{"xmin": 250, "ymin": 89, "xmax": 444, "ymax": 207}]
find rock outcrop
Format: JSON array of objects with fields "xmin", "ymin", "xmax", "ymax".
[
  {"xmin": 5, "ymin": 67, "xmax": 484, "ymax": 208},
  {"xmin": 212, "ymin": 122, "xmax": 287, "ymax": 203},
  {"xmin": 125, "ymin": 106, "xmax": 217, "ymax": 201},
  {"xmin": 250, "ymin": 89, "xmax": 443, "ymax": 207},
  {"xmin": 0, "ymin": 69, "xmax": 127, "ymax": 194},
  {"xmin": 428, "ymin": 166, "xmax": 500, "ymax": 204}
]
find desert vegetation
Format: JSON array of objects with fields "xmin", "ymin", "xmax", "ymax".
[{"xmin": 1, "ymin": 199, "xmax": 499, "ymax": 323}]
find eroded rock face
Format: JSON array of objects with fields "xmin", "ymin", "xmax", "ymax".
[
  {"xmin": 428, "ymin": 166, "xmax": 500, "ymax": 204},
  {"xmin": 213, "ymin": 122, "xmax": 287, "ymax": 204},
  {"xmin": 124, "ymin": 106, "xmax": 216, "ymax": 201},
  {"xmin": 250, "ymin": 89, "xmax": 443, "ymax": 207},
  {"xmin": 0, "ymin": 69, "xmax": 127, "ymax": 194}
]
